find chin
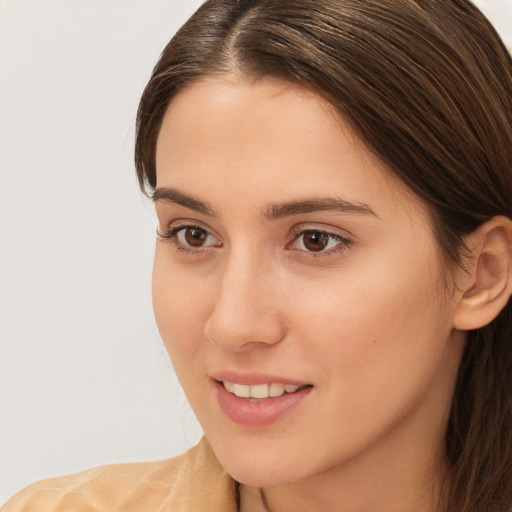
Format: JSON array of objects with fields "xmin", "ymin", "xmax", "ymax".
[
  {"xmin": 208, "ymin": 434, "xmax": 313, "ymax": 487},
  {"xmin": 226, "ymin": 463, "xmax": 303, "ymax": 488}
]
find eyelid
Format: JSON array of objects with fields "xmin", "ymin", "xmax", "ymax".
[
  {"xmin": 288, "ymin": 222, "xmax": 354, "ymax": 240},
  {"xmin": 158, "ymin": 218, "xmax": 216, "ymax": 236}
]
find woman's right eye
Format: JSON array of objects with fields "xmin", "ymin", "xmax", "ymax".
[{"xmin": 158, "ymin": 224, "xmax": 222, "ymax": 251}]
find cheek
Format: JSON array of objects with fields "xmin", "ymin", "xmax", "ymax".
[
  {"xmin": 278, "ymin": 258, "xmax": 458, "ymax": 458},
  {"xmin": 286, "ymin": 247, "xmax": 454, "ymax": 388},
  {"xmin": 151, "ymin": 249, "xmax": 212, "ymax": 361}
]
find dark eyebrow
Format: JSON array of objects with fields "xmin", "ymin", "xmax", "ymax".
[
  {"xmin": 152, "ymin": 187, "xmax": 376, "ymax": 220},
  {"xmin": 263, "ymin": 197, "xmax": 377, "ymax": 220},
  {"xmin": 152, "ymin": 187, "xmax": 217, "ymax": 217}
]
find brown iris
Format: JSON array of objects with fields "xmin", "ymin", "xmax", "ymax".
[
  {"xmin": 184, "ymin": 227, "xmax": 208, "ymax": 247},
  {"xmin": 302, "ymin": 231, "xmax": 329, "ymax": 252}
]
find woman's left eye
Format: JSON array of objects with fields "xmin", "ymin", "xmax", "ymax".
[{"xmin": 288, "ymin": 230, "xmax": 349, "ymax": 254}]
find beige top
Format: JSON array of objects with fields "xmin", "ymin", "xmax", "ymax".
[{"xmin": 1, "ymin": 437, "xmax": 239, "ymax": 512}]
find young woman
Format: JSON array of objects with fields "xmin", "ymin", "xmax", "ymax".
[{"xmin": 3, "ymin": 1, "xmax": 512, "ymax": 511}]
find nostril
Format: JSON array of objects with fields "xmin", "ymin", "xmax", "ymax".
[{"xmin": 204, "ymin": 308, "xmax": 286, "ymax": 352}]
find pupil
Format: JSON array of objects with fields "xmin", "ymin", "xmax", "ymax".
[
  {"xmin": 304, "ymin": 231, "xmax": 328, "ymax": 252},
  {"xmin": 185, "ymin": 228, "xmax": 207, "ymax": 247}
]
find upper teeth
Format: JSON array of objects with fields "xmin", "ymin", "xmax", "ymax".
[{"xmin": 222, "ymin": 381, "xmax": 301, "ymax": 399}]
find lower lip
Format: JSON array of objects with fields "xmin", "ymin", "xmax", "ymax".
[{"xmin": 214, "ymin": 380, "xmax": 312, "ymax": 427}]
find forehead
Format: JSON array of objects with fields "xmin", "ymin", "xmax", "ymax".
[
  {"xmin": 155, "ymin": 76, "xmax": 425, "ymax": 220},
  {"xmin": 156, "ymin": 76, "xmax": 345, "ymax": 161}
]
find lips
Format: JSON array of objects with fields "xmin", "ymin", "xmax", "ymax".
[
  {"xmin": 211, "ymin": 372, "xmax": 313, "ymax": 426},
  {"xmin": 211, "ymin": 371, "xmax": 309, "ymax": 387}
]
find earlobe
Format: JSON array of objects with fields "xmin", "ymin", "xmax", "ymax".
[{"xmin": 453, "ymin": 216, "xmax": 512, "ymax": 331}]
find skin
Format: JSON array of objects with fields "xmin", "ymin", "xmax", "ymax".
[{"xmin": 152, "ymin": 76, "xmax": 467, "ymax": 512}]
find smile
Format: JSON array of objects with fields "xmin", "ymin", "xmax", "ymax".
[
  {"xmin": 222, "ymin": 381, "xmax": 309, "ymax": 399},
  {"xmin": 211, "ymin": 373, "xmax": 314, "ymax": 426}
]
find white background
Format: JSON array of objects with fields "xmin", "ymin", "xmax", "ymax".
[{"xmin": 1, "ymin": 0, "xmax": 511, "ymax": 504}]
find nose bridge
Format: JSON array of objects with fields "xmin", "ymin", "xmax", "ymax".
[{"xmin": 204, "ymin": 244, "xmax": 284, "ymax": 351}]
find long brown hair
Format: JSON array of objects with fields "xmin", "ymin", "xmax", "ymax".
[{"xmin": 135, "ymin": 1, "xmax": 512, "ymax": 510}]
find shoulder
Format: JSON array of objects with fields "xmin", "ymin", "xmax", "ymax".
[{"xmin": 1, "ymin": 437, "xmax": 238, "ymax": 512}]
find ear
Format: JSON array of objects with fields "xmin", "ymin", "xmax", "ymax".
[{"xmin": 453, "ymin": 216, "xmax": 512, "ymax": 330}]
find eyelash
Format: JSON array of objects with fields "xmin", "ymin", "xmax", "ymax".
[{"xmin": 157, "ymin": 224, "xmax": 352, "ymax": 258}]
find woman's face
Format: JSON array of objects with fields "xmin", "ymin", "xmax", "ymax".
[{"xmin": 152, "ymin": 77, "xmax": 466, "ymax": 487}]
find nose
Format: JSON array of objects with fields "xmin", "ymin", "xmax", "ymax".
[{"xmin": 204, "ymin": 251, "xmax": 286, "ymax": 352}]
